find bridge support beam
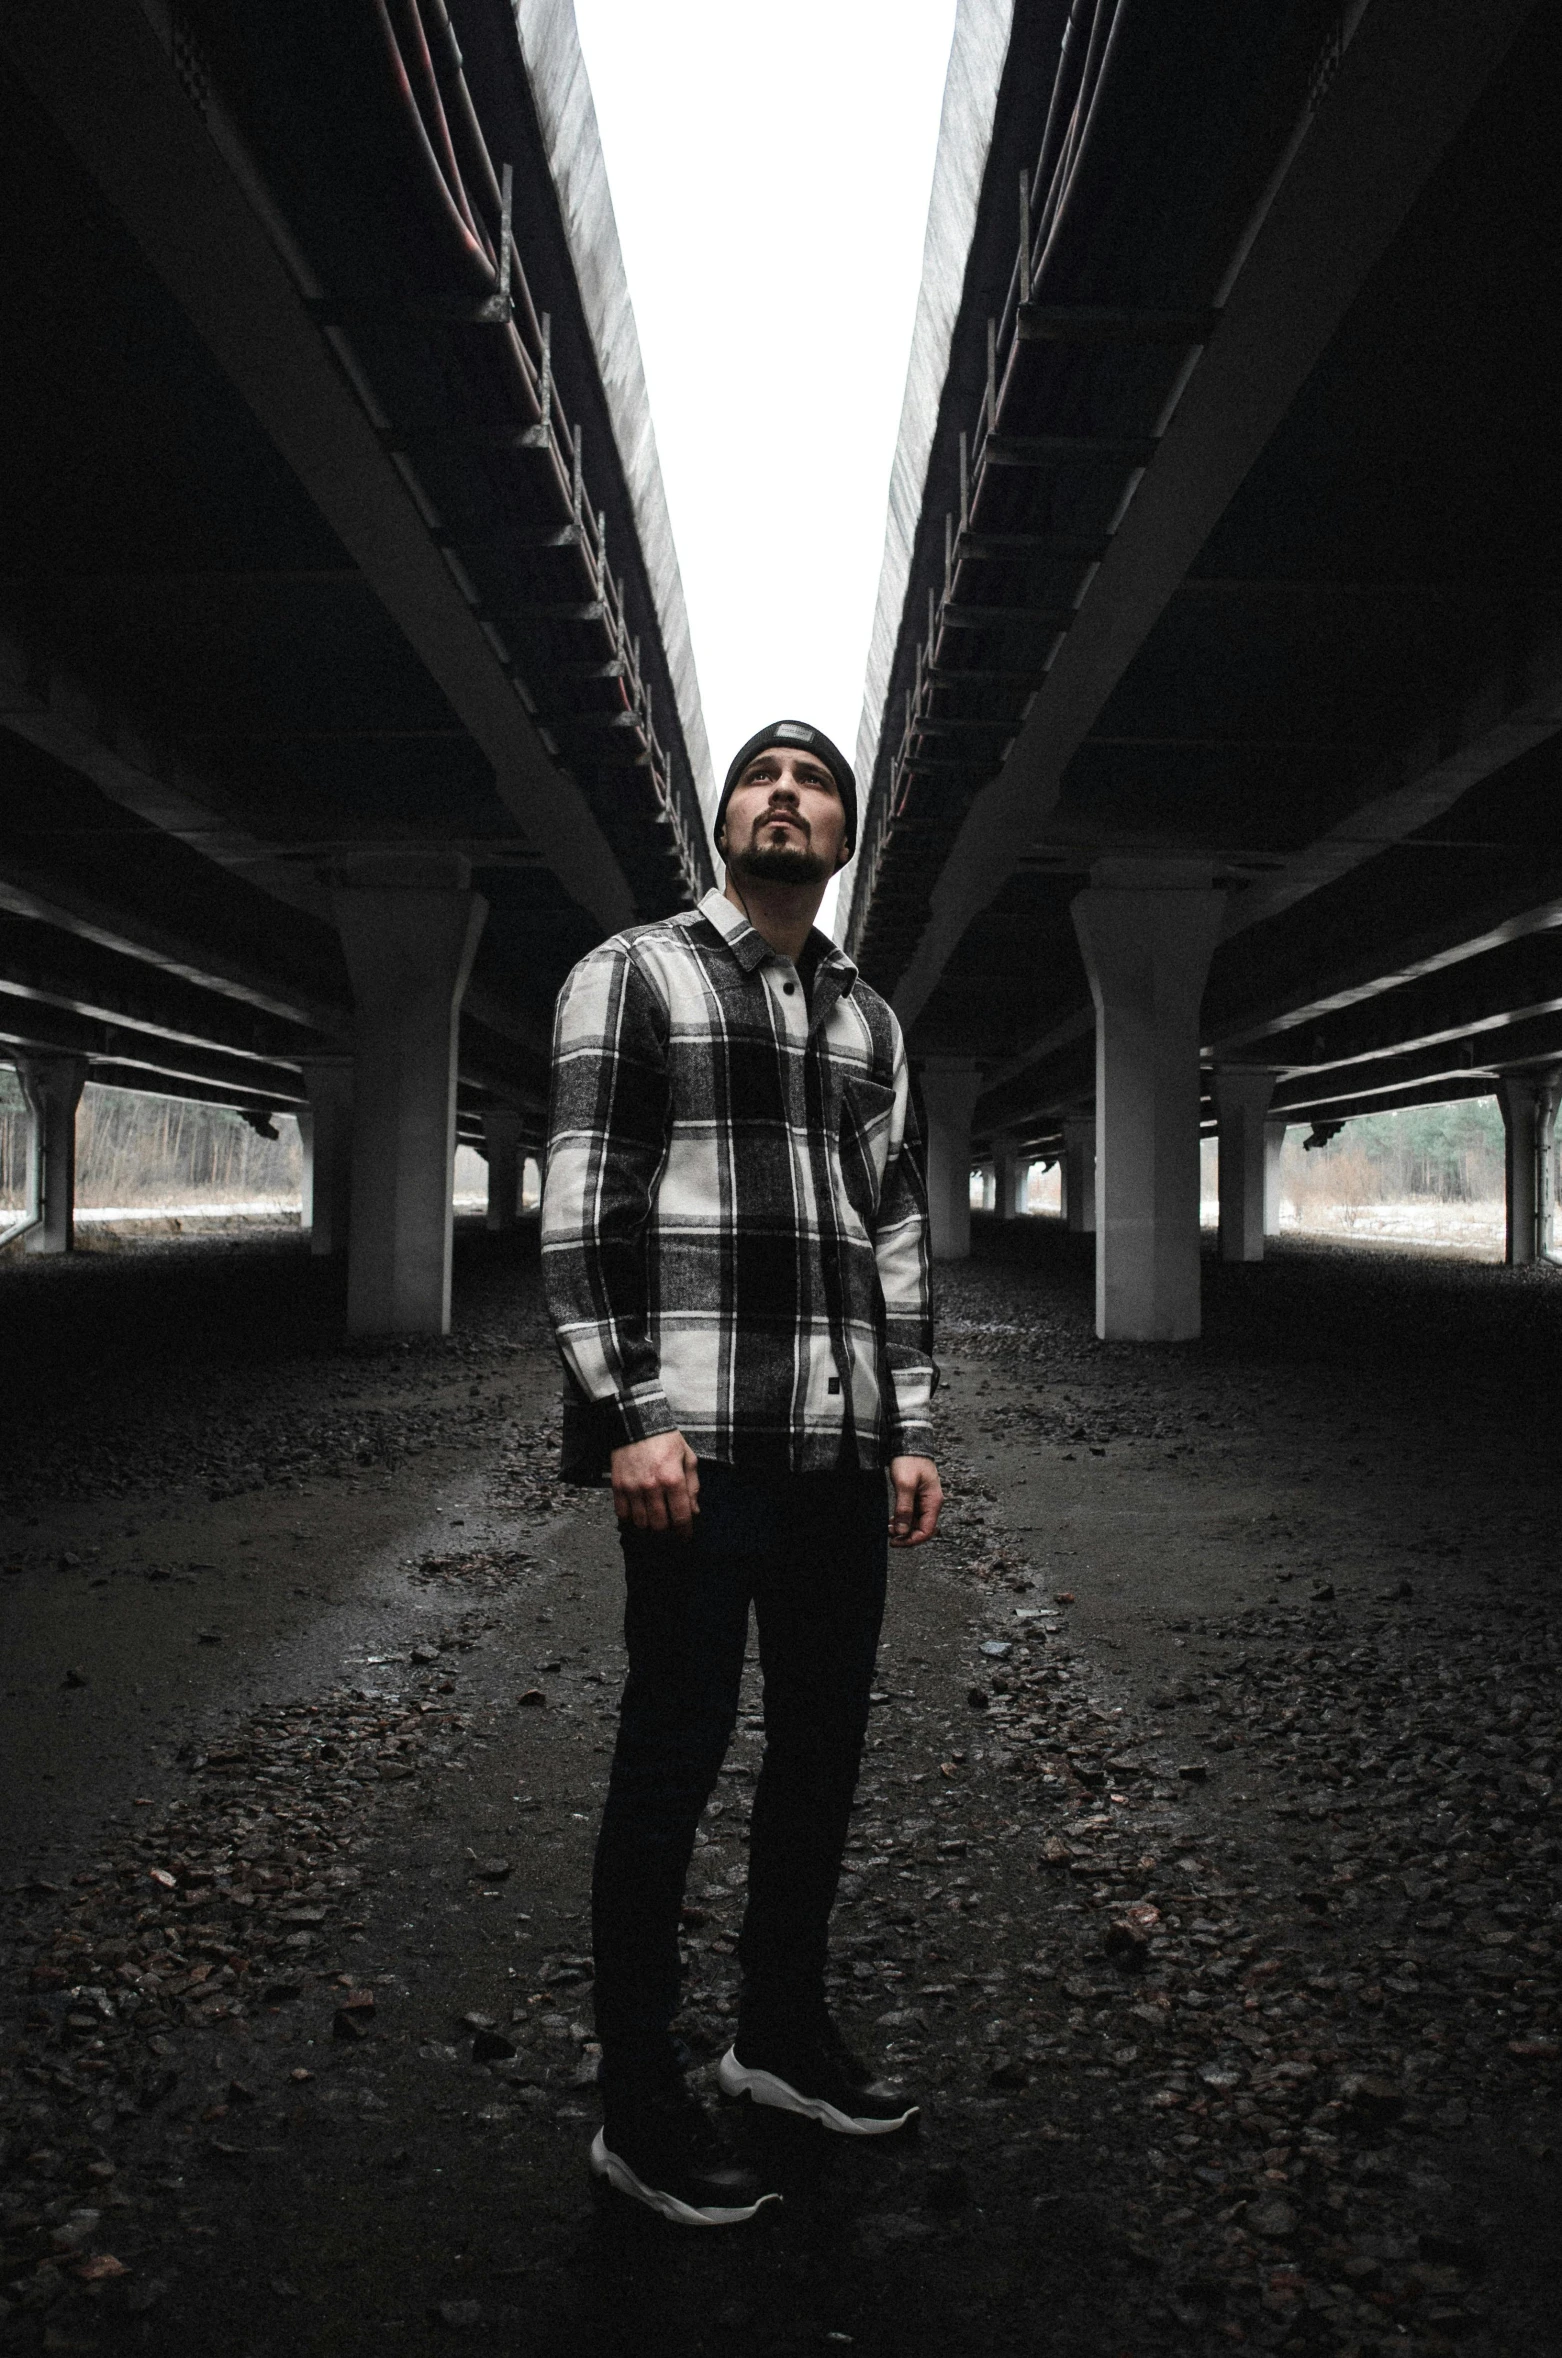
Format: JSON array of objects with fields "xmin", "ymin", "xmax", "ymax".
[
  {"xmin": 1502, "ymin": 1071, "xmax": 1562, "ymax": 1265},
  {"xmin": 1062, "ymin": 1116, "xmax": 1096, "ymax": 1233},
  {"xmin": 298, "ymin": 1056, "xmax": 354, "ymax": 1258},
  {"xmin": 991, "ymin": 1135, "xmax": 1027, "ymax": 1221},
  {"xmin": 334, "ymin": 871, "xmax": 487, "ymax": 1335},
  {"xmin": 1263, "ymin": 1118, "xmax": 1288, "ymax": 1238},
  {"xmin": 1073, "ymin": 866, "xmax": 1225, "ymax": 1340},
  {"xmin": 481, "ymin": 1108, "xmax": 524, "ymax": 1233},
  {"xmin": 15, "ymin": 1052, "xmax": 88, "ymax": 1254},
  {"xmin": 1541, "ymin": 1074, "xmax": 1562, "ymax": 1263},
  {"xmin": 1214, "ymin": 1068, "xmax": 1278, "ymax": 1264},
  {"xmin": 1500, "ymin": 1076, "xmax": 1542, "ymax": 1266},
  {"xmin": 920, "ymin": 1057, "xmax": 982, "ymax": 1262}
]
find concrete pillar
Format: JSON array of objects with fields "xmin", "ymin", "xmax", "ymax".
[
  {"xmin": 1062, "ymin": 1115, "xmax": 1096, "ymax": 1234},
  {"xmin": 1499, "ymin": 1076, "xmax": 1541, "ymax": 1267},
  {"xmin": 1263, "ymin": 1117, "xmax": 1288, "ymax": 1237},
  {"xmin": 1213, "ymin": 1067, "xmax": 1278, "ymax": 1264},
  {"xmin": 481, "ymin": 1107, "xmax": 524, "ymax": 1233},
  {"xmin": 919, "ymin": 1057, "xmax": 982, "ymax": 1262},
  {"xmin": 1072, "ymin": 862, "xmax": 1225, "ymax": 1341},
  {"xmin": 333, "ymin": 867, "xmax": 487, "ymax": 1336},
  {"xmin": 1538, "ymin": 1071, "xmax": 1562, "ymax": 1263},
  {"xmin": 991, "ymin": 1136, "xmax": 1028, "ymax": 1220},
  {"xmin": 15, "ymin": 1052, "xmax": 88, "ymax": 1254},
  {"xmin": 297, "ymin": 1055, "xmax": 354, "ymax": 1258}
]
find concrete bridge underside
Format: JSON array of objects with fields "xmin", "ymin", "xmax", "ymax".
[
  {"xmin": 0, "ymin": 0, "xmax": 711, "ymax": 1328},
  {"xmin": 847, "ymin": 0, "xmax": 1562, "ymax": 1329}
]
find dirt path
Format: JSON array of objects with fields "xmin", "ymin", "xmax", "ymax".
[{"xmin": 2, "ymin": 1223, "xmax": 1560, "ymax": 2356}]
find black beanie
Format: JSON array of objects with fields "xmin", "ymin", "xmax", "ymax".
[{"xmin": 714, "ymin": 719, "xmax": 857, "ymax": 861}]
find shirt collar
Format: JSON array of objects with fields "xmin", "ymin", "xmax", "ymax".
[{"xmin": 696, "ymin": 884, "xmax": 858, "ymax": 988}]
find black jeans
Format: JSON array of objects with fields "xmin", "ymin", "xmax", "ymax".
[{"xmin": 591, "ymin": 1458, "xmax": 887, "ymax": 2081}]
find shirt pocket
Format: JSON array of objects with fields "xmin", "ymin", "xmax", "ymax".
[{"xmin": 838, "ymin": 1075, "xmax": 897, "ymax": 1221}]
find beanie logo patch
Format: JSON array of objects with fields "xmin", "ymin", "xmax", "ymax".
[{"xmin": 772, "ymin": 722, "xmax": 813, "ymax": 742}]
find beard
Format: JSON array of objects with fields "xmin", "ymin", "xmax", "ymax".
[{"xmin": 728, "ymin": 835, "xmax": 831, "ymax": 886}]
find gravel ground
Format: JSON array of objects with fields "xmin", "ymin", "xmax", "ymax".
[{"xmin": 2, "ymin": 1218, "xmax": 1561, "ymax": 2357}]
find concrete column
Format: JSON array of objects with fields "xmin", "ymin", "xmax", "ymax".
[
  {"xmin": 333, "ymin": 868, "xmax": 487, "ymax": 1336},
  {"xmin": 481, "ymin": 1108, "xmax": 524, "ymax": 1233},
  {"xmin": 1263, "ymin": 1117, "xmax": 1288, "ymax": 1237},
  {"xmin": 991, "ymin": 1136, "xmax": 1027, "ymax": 1220},
  {"xmin": 1062, "ymin": 1115, "xmax": 1096, "ymax": 1234},
  {"xmin": 15, "ymin": 1052, "xmax": 88, "ymax": 1254},
  {"xmin": 1072, "ymin": 862, "xmax": 1225, "ymax": 1341},
  {"xmin": 1213, "ymin": 1067, "xmax": 1278, "ymax": 1264},
  {"xmin": 1499, "ymin": 1076, "xmax": 1541, "ymax": 1266},
  {"xmin": 1537, "ymin": 1071, "xmax": 1562, "ymax": 1262},
  {"xmin": 297, "ymin": 1055, "xmax": 354, "ymax": 1258},
  {"xmin": 919, "ymin": 1057, "xmax": 982, "ymax": 1262}
]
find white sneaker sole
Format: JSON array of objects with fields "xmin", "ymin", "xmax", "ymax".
[
  {"xmin": 589, "ymin": 2129, "xmax": 780, "ymax": 2226},
  {"xmin": 717, "ymin": 2047, "xmax": 920, "ymax": 2136}
]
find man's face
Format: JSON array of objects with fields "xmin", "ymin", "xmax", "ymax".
[{"xmin": 720, "ymin": 746, "xmax": 848, "ymax": 885}]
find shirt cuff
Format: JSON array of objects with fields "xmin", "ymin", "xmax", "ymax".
[
  {"xmin": 887, "ymin": 1365, "xmax": 935, "ymax": 1459},
  {"xmin": 596, "ymin": 1384, "xmax": 681, "ymax": 1453}
]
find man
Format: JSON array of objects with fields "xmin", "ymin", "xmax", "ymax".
[{"xmin": 543, "ymin": 718, "xmax": 941, "ymax": 2227}]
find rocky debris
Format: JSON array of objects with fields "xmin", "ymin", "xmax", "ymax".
[
  {"xmin": 0, "ymin": 1232, "xmax": 553, "ymax": 1515},
  {"xmin": 488, "ymin": 1413, "xmax": 568, "ymax": 1520},
  {"xmin": 332, "ymin": 1992, "xmax": 376, "ymax": 2043},
  {"xmin": 6, "ymin": 1226, "xmax": 1562, "ymax": 2354},
  {"xmin": 0, "ymin": 1657, "xmax": 484, "ymax": 2344},
  {"xmin": 410, "ymin": 1548, "xmax": 540, "ymax": 1597},
  {"xmin": 875, "ymin": 1245, "xmax": 1562, "ymax": 2354},
  {"xmin": 1103, "ymin": 1905, "xmax": 1158, "ymax": 1973},
  {"xmin": 577, "ymin": 1249, "xmax": 1562, "ymax": 2353}
]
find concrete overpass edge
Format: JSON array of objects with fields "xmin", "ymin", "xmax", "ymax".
[
  {"xmin": 514, "ymin": 0, "xmax": 716, "ymax": 825},
  {"xmin": 835, "ymin": 0, "xmax": 1016, "ymax": 941},
  {"xmin": 883, "ymin": 0, "xmax": 1541, "ymax": 1032}
]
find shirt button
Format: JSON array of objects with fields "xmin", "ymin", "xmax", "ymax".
[{"xmin": 782, "ymin": 982, "xmax": 796, "ymax": 996}]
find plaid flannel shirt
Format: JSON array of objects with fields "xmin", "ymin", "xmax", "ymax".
[{"xmin": 542, "ymin": 886, "xmax": 936, "ymax": 1481}]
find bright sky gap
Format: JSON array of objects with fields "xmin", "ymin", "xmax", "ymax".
[{"xmin": 571, "ymin": 0, "xmax": 962, "ymax": 879}]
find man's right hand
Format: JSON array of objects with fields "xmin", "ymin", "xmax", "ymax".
[{"xmin": 609, "ymin": 1431, "xmax": 701, "ymax": 1539}]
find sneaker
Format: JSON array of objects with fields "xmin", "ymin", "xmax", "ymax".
[
  {"xmin": 591, "ymin": 2075, "xmax": 781, "ymax": 2227},
  {"xmin": 718, "ymin": 2016, "xmax": 919, "ymax": 2137}
]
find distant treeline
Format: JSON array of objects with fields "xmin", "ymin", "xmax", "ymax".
[
  {"xmin": 0, "ymin": 1070, "xmax": 301, "ymax": 1209},
  {"xmin": 0, "ymin": 1068, "xmax": 1518, "ymax": 1218},
  {"xmin": 1288, "ymin": 1098, "xmax": 1505, "ymax": 1204}
]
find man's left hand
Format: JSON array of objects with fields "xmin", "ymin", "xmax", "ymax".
[{"xmin": 888, "ymin": 1455, "xmax": 942, "ymax": 1549}]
